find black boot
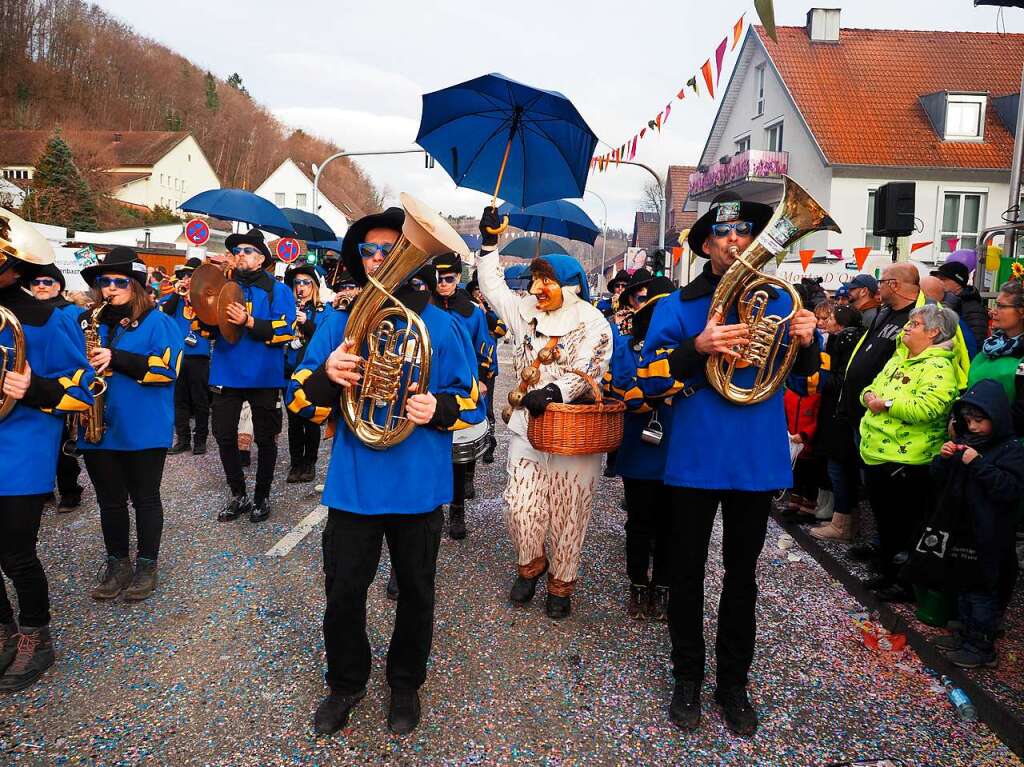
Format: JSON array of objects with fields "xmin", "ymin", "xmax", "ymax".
[
  {"xmin": 122, "ymin": 558, "xmax": 159, "ymax": 602},
  {"xmin": 669, "ymin": 681, "xmax": 702, "ymax": 731},
  {"xmin": 627, "ymin": 583, "xmax": 648, "ymax": 619},
  {"xmin": 386, "ymin": 570, "xmax": 399, "ymax": 600},
  {"xmin": 714, "ymin": 686, "xmax": 758, "ymax": 737},
  {"xmin": 545, "ymin": 593, "xmax": 571, "ymax": 620},
  {"xmin": 509, "ymin": 563, "xmax": 548, "ymax": 605},
  {"xmin": 286, "ymin": 466, "xmax": 302, "ymax": 484},
  {"xmin": 481, "ymin": 431, "xmax": 497, "ymax": 464},
  {"xmin": 168, "ymin": 438, "xmax": 191, "ymax": 455},
  {"xmin": 239, "ymin": 449, "xmax": 251, "ymax": 467},
  {"xmin": 250, "ymin": 496, "xmax": 271, "ymax": 523},
  {"xmin": 313, "ymin": 689, "xmax": 366, "ymax": 736},
  {"xmin": 57, "ymin": 491, "xmax": 82, "ymax": 514},
  {"xmin": 463, "ymin": 462, "xmax": 476, "ymax": 500},
  {"xmin": 448, "ymin": 504, "xmax": 467, "ymax": 540},
  {"xmin": 0, "ymin": 622, "xmax": 18, "ymax": 675},
  {"xmin": 647, "ymin": 586, "xmax": 669, "ymax": 622},
  {"xmin": 387, "ymin": 689, "xmax": 421, "ymax": 735},
  {"xmin": 192, "ymin": 439, "xmax": 208, "ymax": 455},
  {"xmin": 217, "ymin": 493, "xmax": 252, "ymax": 522},
  {"xmin": 0, "ymin": 625, "xmax": 54, "ymax": 692},
  {"xmin": 91, "ymin": 556, "xmax": 133, "ymax": 600},
  {"xmin": 299, "ymin": 463, "xmax": 316, "ymax": 483}
]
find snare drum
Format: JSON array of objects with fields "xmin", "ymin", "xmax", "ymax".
[{"xmin": 452, "ymin": 419, "xmax": 488, "ymax": 464}]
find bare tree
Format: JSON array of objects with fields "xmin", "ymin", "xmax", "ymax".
[{"xmin": 641, "ymin": 179, "xmax": 664, "ymax": 216}]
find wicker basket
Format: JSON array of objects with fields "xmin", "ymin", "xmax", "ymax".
[{"xmin": 527, "ymin": 370, "xmax": 625, "ymax": 455}]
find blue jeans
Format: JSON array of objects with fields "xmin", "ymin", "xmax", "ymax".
[
  {"xmin": 827, "ymin": 459, "xmax": 859, "ymax": 516},
  {"xmin": 958, "ymin": 591, "xmax": 999, "ymax": 647}
]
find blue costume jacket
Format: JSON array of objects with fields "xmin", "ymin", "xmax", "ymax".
[
  {"xmin": 0, "ymin": 288, "xmax": 94, "ymax": 495},
  {"xmin": 605, "ymin": 325, "xmax": 673, "ymax": 481},
  {"xmin": 286, "ymin": 289, "xmax": 482, "ymax": 515},
  {"xmin": 435, "ymin": 290, "xmax": 494, "ymax": 427},
  {"xmin": 200, "ymin": 272, "xmax": 296, "ymax": 389},
  {"xmin": 285, "ymin": 300, "xmax": 335, "ymax": 376},
  {"xmin": 637, "ymin": 264, "xmax": 820, "ymax": 491},
  {"xmin": 75, "ymin": 307, "xmax": 183, "ymax": 452},
  {"xmin": 160, "ymin": 293, "xmax": 210, "ymax": 357}
]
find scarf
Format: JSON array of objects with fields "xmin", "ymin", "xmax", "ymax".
[
  {"xmin": 101, "ymin": 301, "xmax": 133, "ymax": 328},
  {"xmin": 981, "ymin": 329, "xmax": 1024, "ymax": 359},
  {"xmin": 233, "ymin": 268, "xmax": 264, "ymax": 286}
]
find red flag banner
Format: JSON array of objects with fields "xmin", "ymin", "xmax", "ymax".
[
  {"xmin": 640, "ymin": 127, "xmax": 647, "ymax": 139},
  {"xmin": 827, "ymin": 248, "xmax": 844, "ymax": 260},
  {"xmin": 732, "ymin": 13, "xmax": 745, "ymax": 49},
  {"xmin": 664, "ymin": 103, "xmax": 672, "ymax": 124},
  {"xmin": 715, "ymin": 38, "xmax": 728, "ymax": 85},
  {"xmin": 655, "ymin": 111, "xmax": 663, "ymax": 132},
  {"xmin": 946, "ymin": 237, "xmax": 959, "ymax": 251},
  {"xmin": 672, "ymin": 246, "xmax": 683, "ymax": 265},
  {"xmin": 701, "ymin": 60, "xmax": 715, "ymax": 99},
  {"xmin": 910, "ymin": 241, "xmax": 934, "ymax": 253},
  {"xmin": 853, "ymin": 247, "xmax": 872, "ymax": 270},
  {"xmin": 629, "ymin": 135, "xmax": 638, "ymax": 160},
  {"xmin": 799, "ymin": 249, "xmax": 815, "ymax": 272},
  {"xmin": 677, "ymin": 88, "xmax": 686, "ymax": 100}
]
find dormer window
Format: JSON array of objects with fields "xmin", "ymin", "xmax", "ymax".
[{"xmin": 945, "ymin": 94, "xmax": 986, "ymax": 140}]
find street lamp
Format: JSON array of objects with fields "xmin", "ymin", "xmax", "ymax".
[
  {"xmin": 584, "ymin": 189, "xmax": 608, "ymax": 289},
  {"xmin": 311, "ymin": 149, "xmax": 428, "ymax": 218},
  {"xmin": 602, "ymin": 158, "xmax": 667, "ymax": 259}
]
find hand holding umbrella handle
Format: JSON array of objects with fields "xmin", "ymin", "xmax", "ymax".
[{"xmin": 484, "ymin": 215, "xmax": 509, "ymax": 236}]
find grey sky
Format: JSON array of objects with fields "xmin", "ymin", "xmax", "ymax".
[{"xmin": 94, "ymin": 0, "xmax": 1024, "ymax": 232}]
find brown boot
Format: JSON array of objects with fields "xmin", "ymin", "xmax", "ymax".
[
  {"xmin": 0, "ymin": 622, "xmax": 18, "ymax": 674},
  {"xmin": 122, "ymin": 558, "xmax": 159, "ymax": 602},
  {"xmin": 0, "ymin": 625, "xmax": 54, "ymax": 692},
  {"xmin": 810, "ymin": 512, "xmax": 855, "ymax": 543},
  {"xmin": 91, "ymin": 556, "xmax": 133, "ymax": 600}
]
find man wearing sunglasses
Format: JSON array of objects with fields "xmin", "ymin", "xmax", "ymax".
[
  {"xmin": 431, "ymin": 253, "xmax": 494, "ymax": 539},
  {"xmin": 200, "ymin": 229, "xmax": 296, "ymax": 524},
  {"xmin": 638, "ymin": 192, "xmax": 820, "ymax": 737}
]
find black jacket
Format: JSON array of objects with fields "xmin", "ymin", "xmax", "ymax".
[
  {"xmin": 816, "ymin": 325, "xmax": 865, "ymax": 461},
  {"xmin": 930, "ymin": 379, "xmax": 1024, "ymax": 590},
  {"xmin": 956, "ymin": 286, "xmax": 989, "ymax": 350}
]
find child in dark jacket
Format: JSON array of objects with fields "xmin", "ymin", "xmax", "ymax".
[{"xmin": 930, "ymin": 379, "xmax": 1024, "ymax": 668}]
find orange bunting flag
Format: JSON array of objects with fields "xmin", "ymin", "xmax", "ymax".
[
  {"xmin": 672, "ymin": 246, "xmax": 683, "ymax": 265},
  {"xmin": 799, "ymin": 249, "xmax": 815, "ymax": 272},
  {"xmin": 715, "ymin": 38, "xmax": 728, "ymax": 85},
  {"xmin": 732, "ymin": 13, "xmax": 745, "ymax": 49},
  {"xmin": 853, "ymin": 247, "xmax": 872, "ymax": 270},
  {"xmin": 701, "ymin": 60, "xmax": 715, "ymax": 99},
  {"xmin": 910, "ymin": 241, "xmax": 934, "ymax": 253},
  {"xmin": 655, "ymin": 111, "xmax": 663, "ymax": 132}
]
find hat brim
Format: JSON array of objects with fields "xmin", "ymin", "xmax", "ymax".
[
  {"xmin": 81, "ymin": 260, "xmax": 148, "ymax": 287},
  {"xmin": 284, "ymin": 264, "xmax": 319, "ymax": 287},
  {"xmin": 225, "ymin": 233, "xmax": 273, "ymax": 268},
  {"xmin": 339, "ymin": 208, "xmax": 405, "ymax": 287},
  {"xmin": 687, "ymin": 201, "xmax": 774, "ymax": 256}
]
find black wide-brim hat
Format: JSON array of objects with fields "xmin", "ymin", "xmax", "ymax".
[
  {"xmin": 225, "ymin": 228, "xmax": 273, "ymax": 269},
  {"xmin": 630, "ymin": 276, "xmax": 676, "ymax": 340},
  {"xmin": 337, "ymin": 207, "xmax": 405, "ymax": 287},
  {"xmin": 687, "ymin": 192, "xmax": 773, "ymax": 256},
  {"xmin": 81, "ymin": 246, "xmax": 148, "ymax": 287},
  {"xmin": 284, "ymin": 262, "xmax": 319, "ymax": 288},
  {"xmin": 433, "ymin": 252, "xmax": 463, "ymax": 276},
  {"xmin": 608, "ymin": 269, "xmax": 630, "ymax": 290},
  {"xmin": 36, "ymin": 262, "xmax": 66, "ymax": 291},
  {"xmin": 622, "ymin": 267, "xmax": 653, "ymax": 302},
  {"xmin": 174, "ymin": 256, "xmax": 202, "ymax": 277}
]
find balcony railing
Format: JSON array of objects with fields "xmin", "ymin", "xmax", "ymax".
[{"xmin": 688, "ymin": 150, "xmax": 789, "ymax": 198}]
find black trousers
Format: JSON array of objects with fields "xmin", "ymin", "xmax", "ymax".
[
  {"xmin": 0, "ymin": 494, "xmax": 49, "ymax": 628},
  {"xmin": 322, "ymin": 507, "xmax": 443, "ymax": 695},
  {"xmin": 483, "ymin": 374, "xmax": 496, "ymax": 424},
  {"xmin": 669, "ymin": 487, "xmax": 771, "ymax": 690},
  {"xmin": 174, "ymin": 355, "xmax": 211, "ymax": 443},
  {"xmin": 83, "ymin": 448, "xmax": 167, "ymax": 560},
  {"xmin": 451, "ymin": 461, "xmax": 471, "ymax": 506},
  {"xmin": 57, "ymin": 421, "xmax": 82, "ymax": 497},
  {"xmin": 863, "ymin": 463, "xmax": 931, "ymax": 580},
  {"xmin": 623, "ymin": 478, "xmax": 673, "ymax": 586},
  {"xmin": 212, "ymin": 387, "xmax": 282, "ymax": 499},
  {"xmin": 286, "ymin": 410, "xmax": 320, "ymax": 468}
]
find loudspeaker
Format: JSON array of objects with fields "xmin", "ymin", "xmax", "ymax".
[{"xmin": 872, "ymin": 182, "xmax": 916, "ymax": 238}]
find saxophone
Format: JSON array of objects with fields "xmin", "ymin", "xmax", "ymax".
[{"xmin": 79, "ymin": 300, "xmax": 110, "ymax": 443}]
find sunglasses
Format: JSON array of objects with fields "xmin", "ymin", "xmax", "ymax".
[
  {"xmin": 358, "ymin": 242, "xmax": 394, "ymax": 259},
  {"xmin": 437, "ymin": 274, "xmax": 459, "ymax": 285},
  {"xmin": 336, "ymin": 282, "xmax": 357, "ymax": 291},
  {"xmin": 96, "ymin": 276, "xmax": 131, "ymax": 290},
  {"xmin": 231, "ymin": 246, "xmax": 261, "ymax": 256},
  {"xmin": 711, "ymin": 221, "xmax": 753, "ymax": 238},
  {"xmin": 411, "ymin": 278, "xmax": 428, "ymax": 291},
  {"xmin": 293, "ymin": 278, "xmax": 314, "ymax": 287},
  {"xmin": 31, "ymin": 278, "xmax": 58, "ymax": 287}
]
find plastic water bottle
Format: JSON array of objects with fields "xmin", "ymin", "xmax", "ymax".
[{"xmin": 941, "ymin": 676, "xmax": 977, "ymax": 722}]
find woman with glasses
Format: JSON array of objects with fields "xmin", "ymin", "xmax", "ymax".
[
  {"xmin": 858, "ymin": 303, "xmax": 960, "ymax": 603},
  {"xmin": 283, "ymin": 263, "xmax": 334, "ymax": 483},
  {"xmin": 966, "ymin": 278, "xmax": 1024, "ymax": 436},
  {"xmin": 76, "ymin": 248, "xmax": 184, "ymax": 602}
]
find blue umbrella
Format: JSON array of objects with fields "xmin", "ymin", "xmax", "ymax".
[
  {"xmin": 460, "ymin": 233, "xmax": 482, "ymax": 252},
  {"xmin": 280, "ymin": 208, "xmax": 336, "ymax": 243},
  {"xmin": 497, "ymin": 199, "xmax": 598, "ymax": 246},
  {"xmin": 500, "ymin": 236, "xmax": 569, "ymax": 259},
  {"xmin": 504, "ymin": 263, "xmax": 532, "ymax": 289},
  {"xmin": 181, "ymin": 188, "xmax": 295, "ymax": 237},
  {"xmin": 307, "ymin": 239, "xmax": 343, "ymax": 252},
  {"xmin": 416, "ymin": 73, "xmax": 598, "ymax": 222}
]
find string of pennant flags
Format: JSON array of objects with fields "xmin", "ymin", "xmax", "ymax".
[
  {"xmin": 591, "ymin": 13, "xmax": 747, "ymax": 172},
  {"xmin": 794, "ymin": 240, "xmax": 956, "ymax": 272}
]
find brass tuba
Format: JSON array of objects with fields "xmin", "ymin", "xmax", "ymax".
[
  {"xmin": 340, "ymin": 193, "xmax": 469, "ymax": 449},
  {"xmin": 705, "ymin": 176, "xmax": 840, "ymax": 405},
  {"xmin": 0, "ymin": 306, "xmax": 26, "ymax": 422}
]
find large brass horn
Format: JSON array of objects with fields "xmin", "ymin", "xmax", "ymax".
[
  {"xmin": 340, "ymin": 192, "xmax": 469, "ymax": 449},
  {"xmin": 705, "ymin": 175, "xmax": 841, "ymax": 405},
  {"xmin": 0, "ymin": 306, "xmax": 26, "ymax": 422}
]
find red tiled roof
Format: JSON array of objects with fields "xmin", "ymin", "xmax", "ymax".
[
  {"xmin": 756, "ymin": 25, "xmax": 1024, "ymax": 169},
  {"xmin": 106, "ymin": 171, "xmax": 152, "ymax": 187},
  {"xmin": 0, "ymin": 131, "xmax": 190, "ymax": 167}
]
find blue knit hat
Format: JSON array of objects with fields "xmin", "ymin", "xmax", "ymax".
[{"xmin": 530, "ymin": 254, "xmax": 591, "ymax": 302}]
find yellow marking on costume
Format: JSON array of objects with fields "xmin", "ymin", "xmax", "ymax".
[
  {"xmin": 455, "ymin": 379, "xmax": 480, "ymax": 411},
  {"xmin": 57, "ymin": 369, "xmax": 85, "ymax": 390}
]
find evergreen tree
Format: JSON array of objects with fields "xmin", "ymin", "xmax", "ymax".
[
  {"xmin": 204, "ymin": 72, "xmax": 220, "ymax": 111},
  {"xmin": 22, "ymin": 129, "xmax": 98, "ymax": 230},
  {"xmin": 226, "ymin": 72, "xmax": 248, "ymax": 96}
]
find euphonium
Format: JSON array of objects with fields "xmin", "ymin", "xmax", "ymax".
[
  {"xmin": 78, "ymin": 299, "xmax": 110, "ymax": 443},
  {"xmin": 705, "ymin": 175, "xmax": 840, "ymax": 405},
  {"xmin": 340, "ymin": 193, "xmax": 469, "ymax": 449},
  {"xmin": 0, "ymin": 305, "xmax": 26, "ymax": 422}
]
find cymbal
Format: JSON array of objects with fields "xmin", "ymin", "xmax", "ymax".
[
  {"xmin": 189, "ymin": 263, "xmax": 226, "ymax": 326},
  {"xmin": 217, "ymin": 281, "xmax": 245, "ymax": 344}
]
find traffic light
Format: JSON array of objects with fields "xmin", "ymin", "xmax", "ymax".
[
  {"xmin": 306, "ymin": 250, "xmax": 318, "ymax": 265},
  {"xmin": 649, "ymin": 249, "xmax": 666, "ymax": 277}
]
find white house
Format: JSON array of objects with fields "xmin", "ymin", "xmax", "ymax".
[
  {"xmin": 253, "ymin": 158, "xmax": 350, "ymax": 241},
  {"xmin": 686, "ymin": 8, "xmax": 1024, "ymax": 285},
  {"xmin": 0, "ymin": 130, "xmax": 220, "ymax": 212}
]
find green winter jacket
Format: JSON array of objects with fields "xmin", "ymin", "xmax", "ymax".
[{"xmin": 859, "ymin": 342, "xmax": 959, "ymax": 466}]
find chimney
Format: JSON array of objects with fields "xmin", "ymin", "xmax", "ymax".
[
  {"xmin": 113, "ymin": 132, "xmax": 123, "ymax": 142},
  {"xmin": 806, "ymin": 8, "xmax": 841, "ymax": 43}
]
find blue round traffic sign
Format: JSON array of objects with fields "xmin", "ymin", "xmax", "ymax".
[{"xmin": 185, "ymin": 219, "xmax": 210, "ymax": 246}]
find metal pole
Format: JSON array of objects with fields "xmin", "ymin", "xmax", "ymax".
[
  {"xmin": 585, "ymin": 190, "xmax": 608, "ymax": 289},
  {"xmin": 1005, "ymin": 63, "xmax": 1024, "ymax": 262},
  {"xmin": 312, "ymin": 149, "xmax": 427, "ymax": 217}
]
